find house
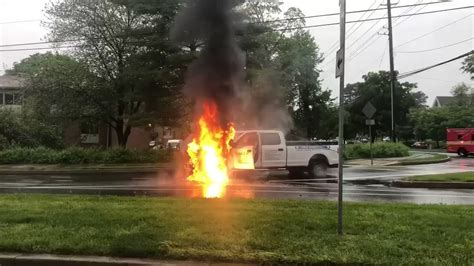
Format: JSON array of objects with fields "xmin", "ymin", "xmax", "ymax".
[
  {"xmin": 0, "ymin": 75, "xmax": 24, "ymax": 110},
  {"xmin": 432, "ymin": 96, "xmax": 455, "ymax": 108}
]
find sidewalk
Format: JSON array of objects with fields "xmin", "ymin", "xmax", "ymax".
[{"xmin": 0, "ymin": 253, "xmax": 252, "ymax": 266}]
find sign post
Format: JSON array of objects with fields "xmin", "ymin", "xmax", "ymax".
[
  {"xmin": 336, "ymin": 0, "xmax": 346, "ymax": 236},
  {"xmin": 363, "ymin": 102, "xmax": 377, "ymax": 167},
  {"xmin": 365, "ymin": 119, "xmax": 375, "ymax": 166}
]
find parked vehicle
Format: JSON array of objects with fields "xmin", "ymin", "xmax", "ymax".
[
  {"xmin": 446, "ymin": 128, "xmax": 474, "ymax": 157},
  {"xmin": 230, "ymin": 130, "xmax": 339, "ymax": 178},
  {"xmin": 166, "ymin": 139, "xmax": 184, "ymax": 150},
  {"xmin": 411, "ymin": 141, "xmax": 429, "ymax": 149}
]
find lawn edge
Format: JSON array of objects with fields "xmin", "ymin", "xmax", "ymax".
[{"xmin": 0, "ymin": 252, "xmax": 253, "ymax": 266}]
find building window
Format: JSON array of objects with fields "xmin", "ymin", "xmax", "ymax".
[
  {"xmin": 80, "ymin": 122, "xmax": 99, "ymax": 144},
  {"xmin": 0, "ymin": 93, "xmax": 3, "ymax": 105},
  {"xmin": 4, "ymin": 93, "xmax": 14, "ymax": 105}
]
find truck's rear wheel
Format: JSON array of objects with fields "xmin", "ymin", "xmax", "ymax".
[
  {"xmin": 308, "ymin": 160, "xmax": 328, "ymax": 179},
  {"xmin": 458, "ymin": 148, "xmax": 469, "ymax": 157}
]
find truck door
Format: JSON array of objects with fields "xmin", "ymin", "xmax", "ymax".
[
  {"xmin": 231, "ymin": 132, "xmax": 261, "ymax": 169},
  {"xmin": 260, "ymin": 132, "xmax": 286, "ymax": 168}
]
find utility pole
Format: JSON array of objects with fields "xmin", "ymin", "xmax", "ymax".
[{"xmin": 386, "ymin": 0, "xmax": 396, "ymax": 142}]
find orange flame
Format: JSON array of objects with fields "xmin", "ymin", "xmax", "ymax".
[{"xmin": 187, "ymin": 101, "xmax": 235, "ymax": 198}]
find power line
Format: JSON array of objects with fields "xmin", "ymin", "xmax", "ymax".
[
  {"xmin": 398, "ymin": 50, "xmax": 473, "ymax": 79},
  {"xmin": 283, "ymin": 5, "xmax": 474, "ymax": 31},
  {"xmin": 1, "ymin": 5, "xmax": 473, "ymax": 52},
  {"xmin": 0, "ymin": 19, "xmax": 41, "ymax": 25},
  {"xmin": 393, "ymin": 1, "xmax": 428, "ymax": 27},
  {"xmin": 320, "ymin": 4, "xmax": 473, "ymax": 66},
  {"xmin": 378, "ymin": 40, "xmax": 389, "ymax": 68},
  {"xmin": 396, "ymin": 37, "xmax": 473, "ymax": 53},
  {"xmin": 261, "ymin": 1, "xmax": 449, "ymax": 24},
  {"xmin": 322, "ymin": 0, "xmax": 380, "ymax": 60},
  {"xmin": 395, "ymin": 13, "xmax": 473, "ymax": 48},
  {"xmin": 0, "ymin": 46, "xmax": 75, "ymax": 52},
  {"xmin": 347, "ymin": 6, "xmax": 473, "ymax": 62}
]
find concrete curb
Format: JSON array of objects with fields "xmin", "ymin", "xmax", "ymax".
[
  {"xmin": 0, "ymin": 253, "xmax": 253, "ymax": 266},
  {"xmin": 392, "ymin": 180, "xmax": 474, "ymax": 189},
  {"xmin": 393, "ymin": 156, "xmax": 451, "ymax": 166}
]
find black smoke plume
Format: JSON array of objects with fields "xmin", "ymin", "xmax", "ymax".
[{"xmin": 171, "ymin": 0, "xmax": 245, "ymax": 126}]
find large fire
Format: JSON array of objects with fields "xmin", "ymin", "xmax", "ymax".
[{"xmin": 186, "ymin": 101, "xmax": 235, "ymax": 198}]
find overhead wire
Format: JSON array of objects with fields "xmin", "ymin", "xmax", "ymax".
[
  {"xmin": 396, "ymin": 37, "xmax": 473, "ymax": 53},
  {"xmin": 398, "ymin": 50, "xmax": 473, "ymax": 79},
  {"xmin": 322, "ymin": 0, "xmax": 380, "ymax": 62},
  {"xmin": 395, "ymin": 12, "xmax": 473, "ymax": 48},
  {"xmin": 0, "ymin": 5, "xmax": 472, "ymax": 53}
]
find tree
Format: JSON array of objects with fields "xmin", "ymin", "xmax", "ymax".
[
  {"xmin": 9, "ymin": 53, "xmax": 112, "ymax": 126},
  {"xmin": 410, "ymin": 105, "xmax": 474, "ymax": 147},
  {"xmin": 344, "ymin": 71, "xmax": 426, "ymax": 140},
  {"xmin": 43, "ymin": 0, "xmax": 186, "ymax": 146},
  {"xmin": 237, "ymin": 1, "xmax": 333, "ymax": 139},
  {"xmin": 451, "ymin": 83, "xmax": 473, "ymax": 106},
  {"xmin": 461, "ymin": 54, "xmax": 474, "ymax": 80}
]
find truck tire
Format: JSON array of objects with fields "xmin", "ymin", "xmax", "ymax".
[
  {"xmin": 308, "ymin": 160, "xmax": 328, "ymax": 179},
  {"xmin": 458, "ymin": 148, "xmax": 469, "ymax": 158}
]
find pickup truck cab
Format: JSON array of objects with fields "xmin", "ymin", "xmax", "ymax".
[{"xmin": 230, "ymin": 130, "xmax": 339, "ymax": 178}]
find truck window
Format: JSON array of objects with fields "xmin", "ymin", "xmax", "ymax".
[
  {"xmin": 260, "ymin": 133, "xmax": 281, "ymax": 145},
  {"xmin": 458, "ymin": 134, "xmax": 463, "ymax": 140},
  {"xmin": 234, "ymin": 133, "xmax": 258, "ymax": 148}
]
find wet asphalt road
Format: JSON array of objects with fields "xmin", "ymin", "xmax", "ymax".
[{"xmin": 0, "ymin": 157, "xmax": 473, "ymax": 205}]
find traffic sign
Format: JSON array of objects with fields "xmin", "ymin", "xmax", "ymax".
[
  {"xmin": 335, "ymin": 49, "xmax": 343, "ymax": 78},
  {"xmin": 362, "ymin": 102, "xmax": 376, "ymax": 119},
  {"xmin": 365, "ymin": 119, "xmax": 375, "ymax": 126}
]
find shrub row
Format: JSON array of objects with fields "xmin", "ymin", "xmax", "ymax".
[
  {"xmin": 345, "ymin": 142, "xmax": 410, "ymax": 159},
  {"xmin": 0, "ymin": 147, "xmax": 171, "ymax": 164}
]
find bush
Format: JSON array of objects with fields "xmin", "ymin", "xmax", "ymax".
[
  {"xmin": 345, "ymin": 142, "xmax": 410, "ymax": 159},
  {"xmin": 0, "ymin": 147, "xmax": 171, "ymax": 164}
]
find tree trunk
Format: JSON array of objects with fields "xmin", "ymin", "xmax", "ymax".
[{"xmin": 115, "ymin": 120, "xmax": 131, "ymax": 147}]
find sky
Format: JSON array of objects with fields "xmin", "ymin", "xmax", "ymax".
[{"xmin": 0, "ymin": 0, "xmax": 473, "ymax": 106}]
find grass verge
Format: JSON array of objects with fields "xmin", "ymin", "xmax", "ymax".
[
  {"xmin": 0, "ymin": 195, "xmax": 473, "ymax": 264},
  {"xmin": 404, "ymin": 172, "xmax": 474, "ymax": 182},
  {"xmin": 396, "ymin": 153, "xmax": 450, "ymax": 165}
]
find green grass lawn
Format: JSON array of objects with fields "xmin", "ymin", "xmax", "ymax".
[
  {"xmin": 405, "ymin": 172, "xmax": 474, "ymax": 182},
  {"xmin": 0, "ymin": 195, "xmax": 472, "ymax": 264}
]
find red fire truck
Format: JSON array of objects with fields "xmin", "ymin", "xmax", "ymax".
[{"xmin": 446, "ymin": 128, "xmax": 474, "ymax": 157}]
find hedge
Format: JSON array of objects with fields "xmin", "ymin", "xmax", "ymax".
[
  {"xmin": 0, "ymin": 147, "xmax": 172, "ymax": 164},
  {"xmin": 345, "ymin": 142, "xmax": 410, "ymax": 159}
]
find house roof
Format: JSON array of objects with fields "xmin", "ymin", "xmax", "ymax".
[
  {"xmin": 433, "ymin": 96, "xmax": 455, "ymax": 107},
  {"xmin": 0, "ymin": 75, "xmax": 24, "ymax": 88}
]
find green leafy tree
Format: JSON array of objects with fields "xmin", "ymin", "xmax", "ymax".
[
  {"xmin": 410, "ymin": 106, "xmax": 474, "ymax": 147},
  {"xmin": 43, "ymin": 0, "xmax": 186, "ymax": 146},
  {"xmin": 450, "ymin": 82, "xmax": 473, "ymax": 106},
  {"xmin": 238, "ymin": 1, "xmax": 333, "ymax": 138},
  {"xmin": 344, "ymin": 71, "xmax": 426, "ymax": 140},
  {"xmin": 9, "ymin": 53, "xmax": 112, "ymax": 126},
  {"xmin": 461, "ymin": 54, "xmax": 474, "ymax": 80}
]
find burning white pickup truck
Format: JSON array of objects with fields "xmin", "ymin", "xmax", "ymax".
[{"xmin": 230, "ymin": 130, "xmax": 339, "ymax": 178}]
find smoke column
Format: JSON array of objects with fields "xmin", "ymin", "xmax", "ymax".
[{"xmin": 172, "ymin": 0, "xmax": 244, "ymax": 126}]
